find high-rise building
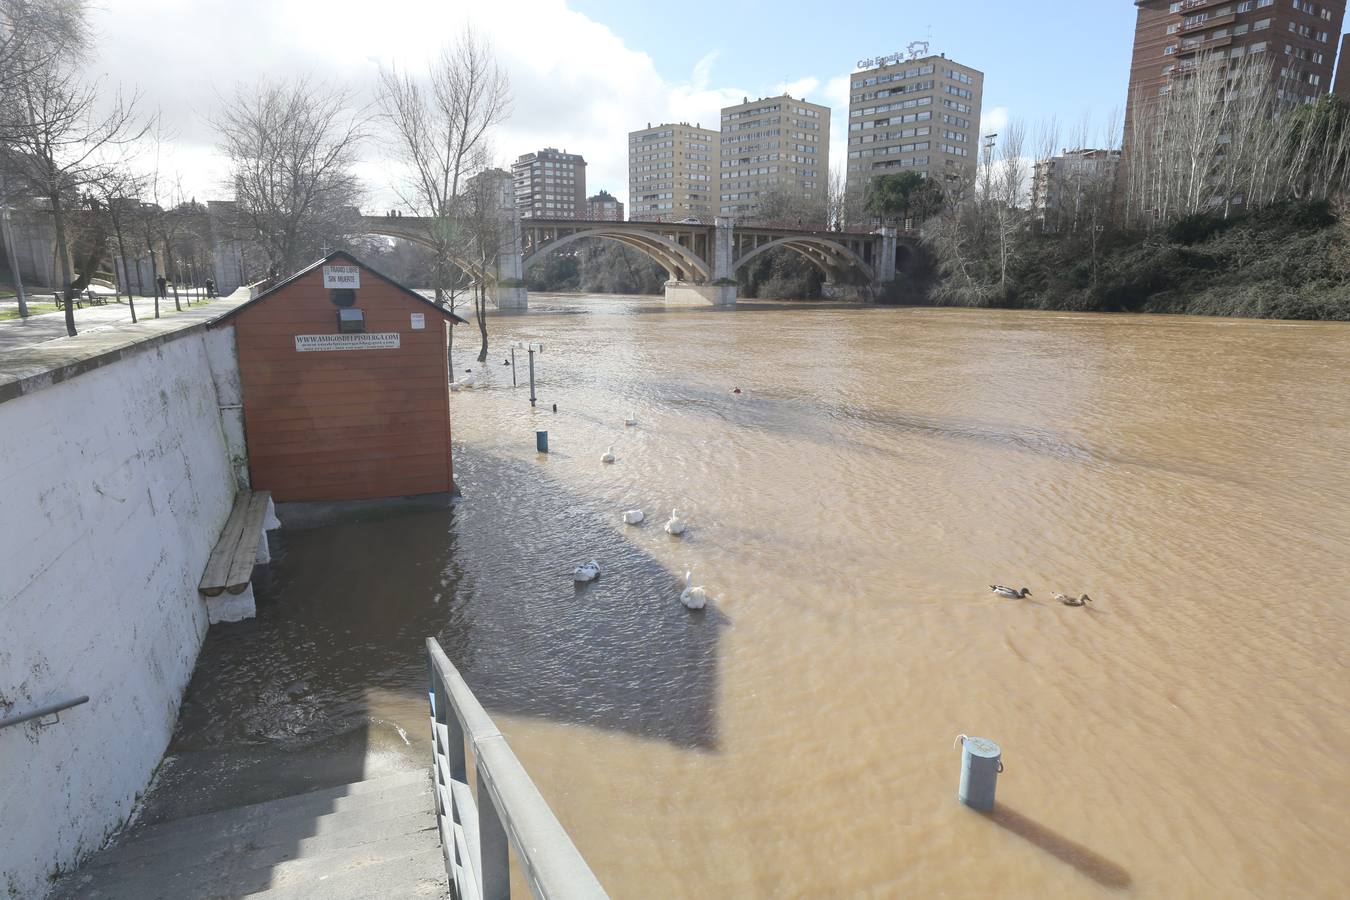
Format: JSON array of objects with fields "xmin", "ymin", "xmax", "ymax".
[
  {"xmin": 1031, "ymin": 148, "xmax": 1122, "ymax": 225},
  {"xmin": 845, "ymin": 51, "xmax": 983, "ymax": 193},
  {"xmin": 718, "ymin": 95, "xmax": 830, "ymax": 221},
  {"xmin": 511, "ymin": 148, "xmax": 587, "ymax": 218},
  {"xmin": 586, "ymin": 190, "xmax": 625, "ymax": 221},
  {"xmin": 627, "ymin": 123, "xmax": 720, "ymax": 221},
  {"xmin": 1125, "ymin": 0, "xmax": 1345, "ymax": 123}
]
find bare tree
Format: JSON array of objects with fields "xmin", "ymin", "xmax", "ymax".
[
  {"xmin": 94, "ymin": 164, "xmax": 145, "ymax": 321},
  {"xmin": 0, "ymin": 0, "xmax": 87, "ymax": 137},
  {"xmin": 214, "ymin": 76, "xmax": 365, "ymax": 276},
  {"xmin": 1, "ymin": 27, "xmax": 147, "ymax": 334},
  {"xmin": 461, "ymin": 159, "xmax": 506, "ymax": 364},
  {"xmin": 377, "ymin": 27, "xmax": 510, "ymax": 311}
]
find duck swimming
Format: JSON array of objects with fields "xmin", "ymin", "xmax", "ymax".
[
  {"xmin": 990, "ymin": 585, "xmax": 1032, "ymax": 599},
  {"xmin": 1052, "ymin": 592, "xmax": 1092, "ymax": 607}
]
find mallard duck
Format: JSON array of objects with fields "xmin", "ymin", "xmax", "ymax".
[
  {"xmin": 664, "ymin": 508, "xmax": 686, "ymax": 535},
  {"xmin": 680, "ymin": 570, "xmax": 709, "ymax": 610},
  {"xmin": 600, "ymin": 446, "xmax": 616, "ymax": 463},
  {"xmin": 1053, "ymin": 592, "xmax": 1092, "ymax": 607},
  {"xmin": 573, "ymin": 560, "xmax": 601, "ymax": 583},
  {"xmin": 990, "ymin": 585, "xmax": 1032, "ymax": 599},
  {"xmin": 622, "ymin": 509, "xmax": 644, "ymax": 525}
]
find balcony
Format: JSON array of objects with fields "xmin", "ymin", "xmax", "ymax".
[{"xmin": 1178, "ymin": 12, "xmax": 1235, "ymax": 34}]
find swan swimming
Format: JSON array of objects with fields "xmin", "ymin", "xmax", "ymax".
[
  {"xmin": 680, "ymin": 570, "xmax": 709, "ymax": 609},
  {"xmin": 664, "ymin": 508, "xmax": 686, "ymax": 535},
  {"xmin": 573, "ymin": 560, "xmax": 601, "ymax": 583},
  {"xmin": 622, "ymin": 509, "xmax": 644, "ymax": 525},
  {"xmin": 623, "ymin": 415, "xmax": 638, "ymax": 427},
  {"xmin": 601, "ymin": 446, "xmax": 616, "ymax": 463}
]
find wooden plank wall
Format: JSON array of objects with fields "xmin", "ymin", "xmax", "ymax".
[{"xmin": 232, "ymin": 267, "xmax": 454, "ymax": 502}]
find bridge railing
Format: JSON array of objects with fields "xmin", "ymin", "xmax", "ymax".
[{"xmin": 426, "ymin": 637, "xmax": 608, "ymax": 900}]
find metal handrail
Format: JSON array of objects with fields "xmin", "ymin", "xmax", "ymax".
[
  {"xmin": 0, "ymin": 695, "xmax": 89, "ymax": 730},
  {"xmin": 426, "ymin": 638, "xmax": 607, "ymax": 900}
]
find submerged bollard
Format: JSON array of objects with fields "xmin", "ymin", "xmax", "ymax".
[
  {"xmin": 956, "ymin": 735, "xmax": 1003, "ymax": 811},
  {"xmin": 536, "ymin": 430, "xmax": 548, "ymax": 453}
]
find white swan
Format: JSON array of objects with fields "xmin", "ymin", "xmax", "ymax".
[
  {"xmin": 573, "ymin": 560, "xmax": 601, "ymax": 583},
  {"xmin": 622, "ymin": 509, "xmax": 644, "ymax": 525},
  {"xmin": 601, "ymin": 445, "xmax": 616, "ymax": 463},
  {"xmin": 623, "ymin": 414, "xmax": 638, "ymax": 427},
  {"xmin": 680, "ymin": 570, "xmax": 709, "ymax": 610},
  {"xmin": 664, "ymin": 508, "xmax": 686, "ymax": 535}
]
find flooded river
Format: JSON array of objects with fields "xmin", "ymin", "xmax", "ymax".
[{"xmin": 162, "ymin": 295, "xmax": 1350, "ymax": 897}]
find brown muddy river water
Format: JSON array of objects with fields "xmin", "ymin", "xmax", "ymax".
[{"xmin": 162, "ymin": 295, "xmax": 1350, "ymax": 898}]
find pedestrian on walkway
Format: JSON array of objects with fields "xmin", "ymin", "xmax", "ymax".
[
  {"xmin": 205, "ymin": 278, "xmax": 216, "ymax": 298},
  {"xmin": 156, "ymin": 275, "xmax": 167, "ymax": 300}
]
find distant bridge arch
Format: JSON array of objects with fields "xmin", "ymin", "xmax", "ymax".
[
  {"xmin": 731, "ymin": 235, "xmax": 875, "ymax": 284},
  {"xmin": 521, "ymin": 226, "xmax": 712, "ymax": 282}
]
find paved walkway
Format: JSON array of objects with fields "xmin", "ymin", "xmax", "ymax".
[{"xmin": 0, "ymin": 293, "xmax": 239, "ymax": 354}]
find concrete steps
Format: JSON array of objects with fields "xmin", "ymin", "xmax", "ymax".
[{"xmin": 52, "ymin": 770, "xmax": 446, "ymax": 899}]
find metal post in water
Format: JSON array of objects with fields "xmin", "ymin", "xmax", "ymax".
[
  {"xmin": 511, "ymin": 347, "xmax": 517, "ymax": 386},
  {"xmin": 528, "ymin": 347, "xmax": 537, "ymax": 406},
  {"xmin": 536, "ymin": 430, "xmax": 548, "ymax": 453},
  {"xmin": 956, "ymin": 735, "xmax": 1002, "ymax": 811}
]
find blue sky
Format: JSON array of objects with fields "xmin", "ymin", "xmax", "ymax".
[{"xmin": 572, "ymin": 0, "xmax": 1140, "ymax": 142}]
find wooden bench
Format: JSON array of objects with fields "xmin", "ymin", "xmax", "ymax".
[{"xmin": 199, "ymin": 490, "xmax": 279, "ymax": 623}]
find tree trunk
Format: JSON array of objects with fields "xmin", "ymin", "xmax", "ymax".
[
  {"xmin": 0, "ymin": 200, "xmax": 27, "ymax": 318},
  {"xmin": 164, "ymin": 240, "xmax": 181, "ymax": 311},
  {"xmin": 475, "ymin": 282, "xmax": 488, "ymax": 363},
  {"xmin": 111, "ymin": 212, "xmax": 137, "ymax": 324},
  {"xmin": 50, "ymin": 191, "xmax": 77, "ymax": 336}
]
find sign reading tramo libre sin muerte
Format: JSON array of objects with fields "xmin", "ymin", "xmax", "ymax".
[
  {"xmin": 322, "ymin": 265, "xmax": 361, "ymax": 289},
  {"xmin": 294, "ymin": 333, "xmax": 400, "ymax": 352}
]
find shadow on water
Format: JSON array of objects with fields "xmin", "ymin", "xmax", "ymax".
[
  {"xmin": 442, "ymin": 447, "xmax": 724, "ymax": 750},
  {"xmin": 983, "ymin": 804, "xmax": 1133, "ymax": 890},
  {"xmin": 151, "ymin": 438, "xmax": 721, "ymax": 823}
]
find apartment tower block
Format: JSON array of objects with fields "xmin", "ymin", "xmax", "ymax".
[
  {"xmin": 627, "ymin": 123, "xmax": 720, "ymax": 221},
  {"xmin": 718, "ymin": 95, "xmax": 830, "ymax": 220},
  {"xmin": 511, "ymin": 148, "xmax": 587, "ymax": 218},
  {"xmin": 1126, "ymin": 0, "xmax": 1346, "ymax": 114},
  {"xmin": 845, "ymin": 52, "xmax": 984, "ymax": 193}
]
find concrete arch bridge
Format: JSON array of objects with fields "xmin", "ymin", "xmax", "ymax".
[{"xmin": 360, "ymin": 211, "xmax": 913, "ymax": 310}]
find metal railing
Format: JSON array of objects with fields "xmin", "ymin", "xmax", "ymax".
[
  {"xmin": 426, "ymin": 638, "xmax": 607, "ymax": 900},
  {"xmin": 0, "ymin": 695, "xmax": 88, "ymax": 731}
]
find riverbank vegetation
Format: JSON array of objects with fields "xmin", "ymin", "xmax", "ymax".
[{"xmin": 914, "ymin": 57, "xmax": 1350, "ymax": 320}]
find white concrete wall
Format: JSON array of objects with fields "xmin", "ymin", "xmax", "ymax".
[{"xmin": 0, "ymin": 332, "xmax": 238, "ymax": 899}]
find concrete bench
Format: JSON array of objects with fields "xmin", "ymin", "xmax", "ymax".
[{"xmin": 198, "ymin": 489, "xmax": 280, "ymax": 624}]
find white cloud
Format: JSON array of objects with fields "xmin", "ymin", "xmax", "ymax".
[
  {"xmin": 85, "ymin": 0, "xmax": 859, "ymax": 212},
  {"xmin": 981, "ymin": 106, "xmax": 1011, "ymax": 139}
]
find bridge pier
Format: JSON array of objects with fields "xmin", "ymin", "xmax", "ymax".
[{"xmin": 664, "ymin": 280, "xmax": 737, "ymax": 306}]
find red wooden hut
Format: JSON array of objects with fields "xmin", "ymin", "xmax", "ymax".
[{"xmin": 213, "ymin": 251, "xmax": 466, "ymax": 503}]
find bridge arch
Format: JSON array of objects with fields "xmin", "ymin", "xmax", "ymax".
[
  {"xmin": 732, "ymin": 236, "xmax": 875, "ymax": 284},
  {"xmin": 522, "ymin": 228, "xmax": 711, "ymax": 282}
]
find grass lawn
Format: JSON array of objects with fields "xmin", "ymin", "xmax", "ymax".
[{"xmin": 0, "ymin": 303, "xmax": 60, "ymax": 320}]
